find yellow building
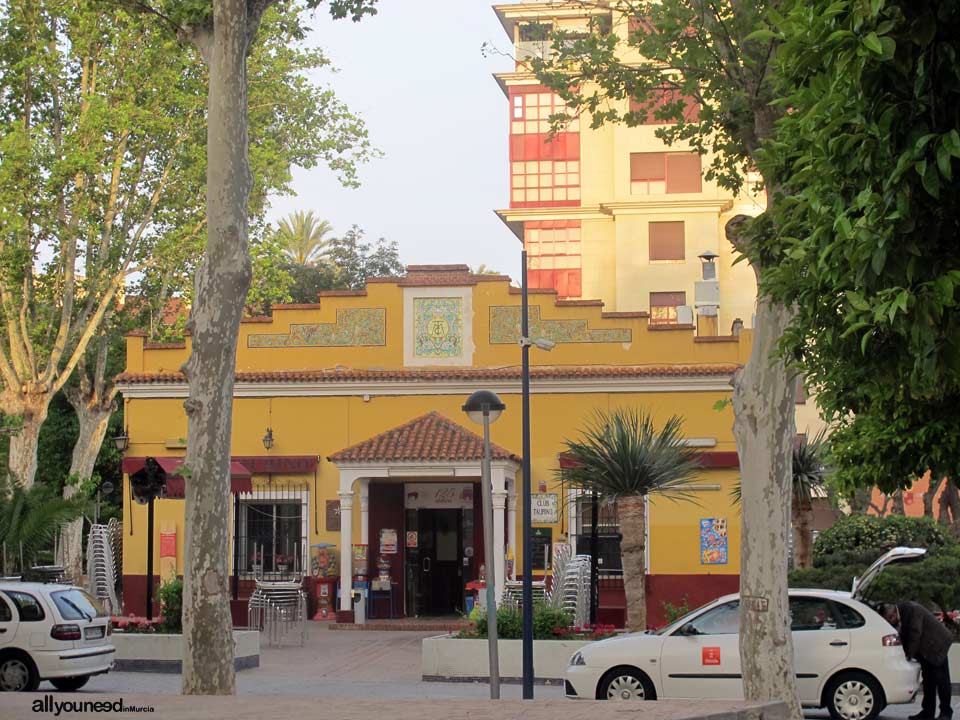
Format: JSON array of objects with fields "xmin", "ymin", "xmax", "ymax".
[
  {"xmin": 492, "ymin": 1, "xmax": 763, "ymax": 333},
  {"xmin": 119, "ymin": 266, "xmax": 751, "ymax": 627}
]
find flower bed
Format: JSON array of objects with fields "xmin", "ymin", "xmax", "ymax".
[{"xmin": 421, "ymin": 634, "xmax": 591, "ymax": 683}]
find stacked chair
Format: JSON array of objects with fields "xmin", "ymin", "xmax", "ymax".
[
  {"xmin": 86, "ymin": 524, "xmax": 119, "ymax": 614},
  {"xmin": 247, "ymin": 573, "xmax": 307, "ymax": 647},
  {"xmin": 547, "ymin": 544, "xmax": 591, "ymax": 627},
  {"xmin": 24, "ymin": 565, "xmax": 72, "ymax": 584},
  {"xmin": 499, "ymin": 578, "xmax": 548, "ymax": 609}
]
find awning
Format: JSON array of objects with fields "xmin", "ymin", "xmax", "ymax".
[
  {"xmin": 121, "ymin": 457, "xmax": 253, "ymax": 496},
  {"xmin": 558, "ymin": 450, "xmax": 740, "ymax": 470}
]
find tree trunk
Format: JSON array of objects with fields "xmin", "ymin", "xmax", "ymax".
[
  {"xmin": 793, "ymin": 500, "xmax": 814, "ymax": 570},
  {"xmin": 180, "ymin": 0, "xmax": 254, "ymax": 696},
  {"xmin": 848, "ymin": 487, "xmax": 872, "ymax": 514},
  {"xmin": 939, "ymin": 478, "xmax": 960, "ymax": 538},
  {"xmin": 59, "ymin": 386, "xmax": 115, "ymax": 582},
  {"xmin": 727, "ymin": 216, "xmax": 802, "ymax": 719},
  {"xmin": 618, "ymin": 494, "xmax": 647, "ymax": 631},
  {"xmin": 5, "ymin": 395, "xmax": 52, "ymax": 490},
  {"xmin": 923, "ymin": 477, "xmax": 944, "ymax": 519},
  {"xmin": 890, "ymin": 490, "xmax": 905, "ymax": 516}
]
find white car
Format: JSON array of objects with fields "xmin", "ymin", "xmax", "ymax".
[
  {"xmin": 566, "ymin": 548, "xmax": 931, "ymax": 720},
  {"xmin": 0, "ymin": 582, "xmax": 115, "ymax": 692}
]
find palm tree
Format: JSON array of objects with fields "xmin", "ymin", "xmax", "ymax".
[
  {"xmin": 275, "ymin": 210, "xmax": 336, "ymax": 266},
  {"xmin": 731, "ymin": 427, "xmax": 830, "ymax": 569},
  {"xmin": 560, "ymin": 408, "xmax": 700, "ymax": 631},
  {"xmin": 0, "ymin": 473, "xmax": 91, "ymax": 576},
  {"xmin": 791, "ymin": 428, "xmax": 830, "ymax": 568}
]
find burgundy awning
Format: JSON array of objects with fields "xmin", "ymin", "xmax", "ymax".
[
  {"xmin": 558, "ymin": 450, "xmax": 740, "ymax": 470},
  {"xmin": 121, "ymin": 457, "xmax": 253, "ymax": 496}
]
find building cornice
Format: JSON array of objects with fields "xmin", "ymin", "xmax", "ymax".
[
  {"xmin": 117, "ymin": 372, "xmax": 736, "ymax": 400},
  {"xmin": 600, "ymin": 199, "xmax": 735, "ymax": 215}
]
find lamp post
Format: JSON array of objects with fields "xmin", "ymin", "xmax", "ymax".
[
  {"xmin": 130, "ymin": 457, "xmax": 165, "ymax": 620},
  {"xmin": 462, "ymin": 389, "xmax": 506, "ymax": 700},
  {"xmin": 517, "ymin": 250, "xmax": 555, "ymax": 699}
]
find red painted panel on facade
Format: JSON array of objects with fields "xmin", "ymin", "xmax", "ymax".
[
  {"xmin": 368, "ymin": 483, "xmax": 405, "ymax": 609},
  {"xmin": 510, "ymin": 133, "xmax": 580, "ymax": 162},
  {"xmin": 645, "ymin": 574, "xmax": 740, "ymax": 629}
]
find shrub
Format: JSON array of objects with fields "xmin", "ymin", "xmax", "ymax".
[
  {"xmin": 112, "ymin": 615, "xmax": 158, "ymax": 634},
  {"xmin": 468, "ymin": 603, "xmax": 572, "ymax": 640},
  {"xmin": 661, "ymin": 597, "xmax": 691, "ymax": 625},
  {"xmin": 158, "ymin": 578, "xmax": 183, "ymax": 633},
  {"xmin": 788, "ymin": 564, "xmax": 868, "ymax": 592},
  {"xmin": 813, "ymin": 514, "xmax": 952, "ymax": 565}
]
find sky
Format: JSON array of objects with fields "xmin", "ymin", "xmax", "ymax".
[{"xmin": 265, "ymin": 1, "xmax": 522, "ymax": 279}]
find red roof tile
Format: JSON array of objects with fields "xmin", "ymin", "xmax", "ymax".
[
  {"xmin": 116, "ymin": 364, "xmax": 739, "ymax": 384},
  {"xmin": 328, "ymin": 411, "xmax": 519, "ymax": 463}
]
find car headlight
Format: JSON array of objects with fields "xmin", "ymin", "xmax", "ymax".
[{"xmin": 570, "ymin": 651, "xmax": 586, "ymax": 666}]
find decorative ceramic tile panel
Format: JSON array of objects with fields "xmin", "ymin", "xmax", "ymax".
[
  {"xmin": 489, "ymin": 306, "xmax": 631, "ymax": 344},
  {"xmin": 413, "ymin": 297, "xmax": 463, "ymax": 358},
  {"xmin": 248, "ymin": 308, "xmax": 386, "ymax": 348}
]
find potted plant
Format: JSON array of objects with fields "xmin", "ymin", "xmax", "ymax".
[{"xmin": 275, "ymin": 553, "xmax": 289, "ymax": 572}]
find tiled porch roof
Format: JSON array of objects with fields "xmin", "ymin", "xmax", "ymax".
[
  {"xmin": 327, "ymin": 411, "xmax": 520, "ymax": 464},
  {"xmin": 116, "ymin": 364, "xmax": 740, "ymax": 384}
]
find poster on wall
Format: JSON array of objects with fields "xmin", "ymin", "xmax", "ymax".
[
  {"xmin": 700, "ymin": 518, "xmax": 728, "ymax": 564},
  {"xmin": 352, "ymin": 544, "xmax": 368, "ymax": 562},
  {"xmin": 531, "ymin": 493, "xmax": 559, "ymax": 524},
  {"xmin": 380, "ymin": 528, "xmax": 398, "ymax": 554},
  {"xmin": 406, "ymin": 531, "xmax": 418, "ymax": 549}
]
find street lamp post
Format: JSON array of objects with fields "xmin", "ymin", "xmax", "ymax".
[
  {"xmin": 462, "ymin": 389, "xmax": 506, "ymax": 700},
  {"xmin": 517, "ymin": 250, "xmax": 555, "ymax": 699}
]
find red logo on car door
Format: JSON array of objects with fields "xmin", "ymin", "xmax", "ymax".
[{"xmin": 702, "ymin": 646, "xmax": 721, "ymax": 665}]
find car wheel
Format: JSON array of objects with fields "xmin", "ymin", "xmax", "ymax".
[
  {"xmin": 50, "ymin": 676, "xmax": 90, "ymax": 692},
  {"xmin": 597, "ymin": 667, "xmax": 656, "ymax": 701},
  {"xmin": 0, "ymin": 653, "xmax": 40, "ymax": 692},
  {"xmin": 825, "ymin": 671, "xmax": 883, "ymax": 720}
]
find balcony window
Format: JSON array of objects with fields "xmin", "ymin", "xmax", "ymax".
[{"xmin": 630, "ymin": 152, "xmax": 702, "ymax": 194}]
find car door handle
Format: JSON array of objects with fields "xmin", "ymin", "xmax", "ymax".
[
  {"xmin": 0, "ymin": 628, "xmax": 6, "ymax": 633},
  {"xmin": 829, "ymin": 640, "xmax": 848, "ymax": 647}
]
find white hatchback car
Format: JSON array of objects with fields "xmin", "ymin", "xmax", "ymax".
[
  {"xmin": 0, "ymin": 582, "xmax": 115, "ymax": 692},
  {"xmin": 565, "ymin": 588, "xmax": 920, "ymax": 720}
]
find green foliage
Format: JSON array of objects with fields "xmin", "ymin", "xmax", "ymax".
[
  {"xmin": 758, "ymin": 0, "xmax": 960, "ymax": 489},
  {"xmin": 558, "ymin": 408, "xmax": 701, "ymax": 503},
  {"xmin": 661, "ymin": 596, "xmax": 691, "ymax": 624},
  {"xmin": 158, "ymin": 577, "xmax": 183, "ymax": 633},
  {"xmin": 0, "ymin": 473, "xmax": 91, "ymax": 574},
  {"xmin": 788, "ymin": 563, "xmax": 868, "ymax": 593},
  {"xmin": 813, "ymin": 514, "xmax": 952, "ymax": 564},
  {"xmin": 468, "ymin": 603, "xmax": 572, "ymax": 640}
]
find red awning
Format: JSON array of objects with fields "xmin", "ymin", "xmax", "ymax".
[
  {"xmin": 558, "ymin": 450, "xmax": 739, "ymax": 470},
  {"xmin": 121, "ymin": 457, "xmax": 253, "ymax": 496}
]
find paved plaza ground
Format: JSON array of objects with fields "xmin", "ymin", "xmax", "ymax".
[{"xmin": 0, "ymin": 628, "xmax": 953, "ymax": 718}]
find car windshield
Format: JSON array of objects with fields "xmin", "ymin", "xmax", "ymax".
[
  {"xmin": 52, "ymin": 589, "xmax": 107, "ymax": 620},
  {"xmin": 653, "ymin": 598, "xmax": 724, "ymax": 635}
]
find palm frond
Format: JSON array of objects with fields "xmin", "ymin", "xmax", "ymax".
[
  {"xmin": 0, "ymin": 475, "xmax": 91, "ymax": 570},
  {"xmin": 558, "ymin": 408, "xmax": 702, "ymax": 504}
]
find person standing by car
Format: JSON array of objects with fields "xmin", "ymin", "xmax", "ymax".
[{"xmin": 879, "ymin": 602, "xmax": 954, "ymax": 720}]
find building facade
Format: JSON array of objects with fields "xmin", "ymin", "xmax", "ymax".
[
  {"xmin": 492, "ymin": 1, "xmax": 763, "ymax": 332},
  {"xmin": 118, "ymin": 266, "xmax": 750, "ymax": 627}
]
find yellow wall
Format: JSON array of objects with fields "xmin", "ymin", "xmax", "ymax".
[{"xmin": 121, "ymin": 273, "xmax": 749, "ymax": 579}]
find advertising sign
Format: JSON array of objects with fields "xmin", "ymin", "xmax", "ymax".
[
  {"xmin": 532, "ymin": 493, "xmax": 559, "ymax": 524},
  {"xmin": 404, "ymin": 483, "xmax": 474, "ymax": 510}
]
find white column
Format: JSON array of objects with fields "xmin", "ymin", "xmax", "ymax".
[
  {"xmin": 567, "ymin": 489, "xmax": 579, "ymax": 555},
  {"xmin": 339, "ymin": 492, "xmax": 354, "ymax": 612},
  {"xmin": 359, "ymin": 479, "xmax": 370, "ymax": 547},
  {"xmin": 492, "ymin": 490, "xmax": 508, "ymax": 599},
  {"xmin": 506, "ymin": 479, "xmax": 517, "ymax": 581}
]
